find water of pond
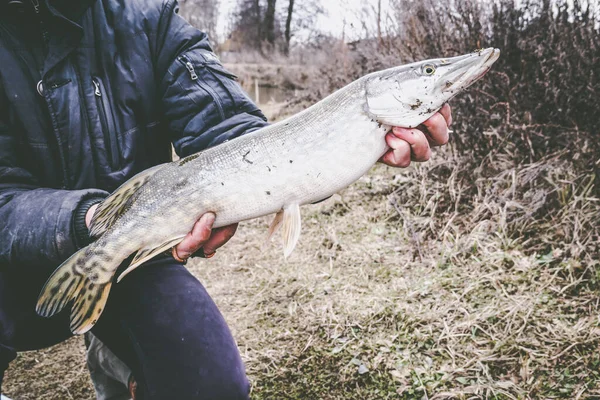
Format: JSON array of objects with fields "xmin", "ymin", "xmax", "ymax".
[{"xmin": 241, "ymin": 81, "xmax": 290, "ymax": 105}]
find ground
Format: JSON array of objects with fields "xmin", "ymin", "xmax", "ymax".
[
  {"xmin": 4, "ymin": 63, "xmax": 599, "ymax": 399},
  {"xmin": 5, "ymin": 157, "xmax": 600, "ymax": 399}
]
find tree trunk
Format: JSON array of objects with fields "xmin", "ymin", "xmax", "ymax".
[
  {"xmin": 283, "ymin": 0, "xmax": 294, "ymax": 55},
  {"xmin": 377, "ymin": 0, "xmax": 382, "ymax": 49},
  {"xmin": 254, "ymin": 0, "xmax": 262, "ymax": 44},
  {"xmin": 264, "ymin": 0, "xmax": 277, "ymax": 45}
]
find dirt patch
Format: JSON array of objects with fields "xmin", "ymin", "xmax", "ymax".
[
  {"xmin": 4, "ymin": 337, "xmax": 94, "ymax": 399},
  {"xmin": 5, "ymin": 150, "xmax": 598, "ymax": 399}
]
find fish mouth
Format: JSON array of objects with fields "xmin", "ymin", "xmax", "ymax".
[{"xmin": 439, "ymin": 48, "xmax": 500, "ymax": 93}]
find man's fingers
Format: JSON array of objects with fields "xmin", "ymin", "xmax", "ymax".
[
  {"xmin": 381, "ymin": 134, "xmax": 411, "ymax": 167},
  {"xmin": 420, "ymin": 112, "xmax": 449, "ymax": 147},
  {"xmin": 390, "ymin": 128, "xmax": 432, "ymax": 162},
  {"xmin": 85, "ymin": 204, "xmax": 99, "ymax": 229},
  {"xmin": 201, "ymin": 224, "xmax": 238, "ymax": 256},
  {"xmin": 440, "ymin": 103, "xmax": 453, "ymax": 127},
  {"xmin": 175, "ymin": 213, "xmax": 215, "ymax": 260}
]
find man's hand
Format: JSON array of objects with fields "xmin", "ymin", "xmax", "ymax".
[
  {"xmin": 86, "ymin": 204, "xmax": 99, "ymax": 229},
  {"xmin": 380, "ymin": 103, "xmax": 452, "ymax": 167},
  {"xmin": 173, "ymin": 213, "xmax": 238, "ymax": 260},
  {"xmin": 85, "ymin": 204, "xmax": 236, "ymax": 261}
]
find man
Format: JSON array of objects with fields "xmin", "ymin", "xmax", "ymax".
[{"xmin": 0, "ymin": 0, "xmax": 452, "ymax": 398}]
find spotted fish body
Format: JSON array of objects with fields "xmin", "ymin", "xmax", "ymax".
[{"xmin": 36, "ymin": 48, "xmax": 500, "ymax": 334}]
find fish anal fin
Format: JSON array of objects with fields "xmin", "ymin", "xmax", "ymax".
[
  {"xmin": 116, "ymin": 236, "xmax": 185, "ymax": 283},
  {"xmin": 89, "ymin": 164, "xmax": 164, "ymax": 237},
  {"xmin": 281, "ymin": 203, "xmax": 301, "ymax": 258}
]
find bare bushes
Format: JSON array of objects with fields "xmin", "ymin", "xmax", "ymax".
[
  {"xmin": 301, "ymin": 0, "xmax": 600, "ymax": 262},
  {"xmin": 228, "ymin": 3, "xmax": 600, "ymax": 397},
  {"xmin": 314, "ymin": 0, "xmax": 599, "ymax": 156}
]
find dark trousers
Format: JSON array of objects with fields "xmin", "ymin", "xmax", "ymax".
[{"xmin": 0, "ymin": 256, "xmax": 249, "ymax": 400}]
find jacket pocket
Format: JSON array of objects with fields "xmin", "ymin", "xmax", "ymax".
[
  {"xmin": 203, "ymin": 62, "xmax": 238, "ymax": 80},
  {"xmin": 92, "ymin": 77, "xmax": 120, "ymax": 168},
  {"xmin": 201, "ymin": 57, "xmax": 261, "ymax": 116},
  {"xmin": 178, "ymin": 55, "xmax": 226, "ymax": 121}
]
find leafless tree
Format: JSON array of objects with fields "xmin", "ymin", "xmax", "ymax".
[
  {"xmin": 178, "ymin": 0, "xmax": 220, "ymax": 42},
  {"xmin": 282, "ymin": 0, "xmax": 324, "ymax": 50},
  {"xmin": 283, "ymin": 0, "xmax": 294, "ymax": 55},
  {"xmin": 263, "ymin": 0, "xmax": 277, "ymax": 46},
  {"xmin": 227, "ymin": 0, "xmax": 263, "ymax": 50},
  {"xmin": 228, "ymin": 0, "xmax": 322, "ymax": 55}
]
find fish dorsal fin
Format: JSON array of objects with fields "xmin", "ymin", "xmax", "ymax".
[
  {"xmin": 282, "ymin": 203, "xmax": 301, "ymax": 258},
  {"xmin": 90, "ymin": 164, "xmax": 164, "ymax": 237},
  {"xmin": 116, "ymin": 236, "xmax": 185, "ymax": 283}
]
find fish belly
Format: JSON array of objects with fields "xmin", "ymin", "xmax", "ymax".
[{"xmin": 195, "ymin": 113, "xmax": 390, "ymax": 228}]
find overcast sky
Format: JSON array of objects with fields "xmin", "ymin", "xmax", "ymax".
[
  {"xmin": 215, "ymin": 0, "xmax": 600, "ymax": 41},
  {"xmin": 216, "ymin": 0, "xmax": 394, "ymax": 42}
]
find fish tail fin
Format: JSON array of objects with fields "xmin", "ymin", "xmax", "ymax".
[
  {"xmin": 69, "ymin": 278, "xmax": 113, "ymax": 334},
  {"xmin": 36, "ymin": 245, "xmax": 117, "ymax": 334},
  {"xmin": 36, "ymin": 247, "xmax": 89, "ymax": 318}
]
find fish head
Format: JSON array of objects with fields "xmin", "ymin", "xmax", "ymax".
[{"xmin": 364, "ymin": 48, "xmax": 500, "ymax": 128}]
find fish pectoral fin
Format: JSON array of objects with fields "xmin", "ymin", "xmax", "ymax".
[
  {"xmin": 89, "ymin": 164, "xmax": 164, "ymax": 238},
  {"xmin": 281, "ymin": 203, "xmax": 301, "ymax": 258},
  {"xmin": 266, "ymin": 210, "xmax": 284, "ymax": 242},
  {"xmin": 116, "ymin": 236, "xmax": 185, "ymax": 283}
]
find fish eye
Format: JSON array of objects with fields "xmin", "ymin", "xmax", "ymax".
[{"xmin": 422, "ymin": 64, "xmax": 436, "ymax": 75}]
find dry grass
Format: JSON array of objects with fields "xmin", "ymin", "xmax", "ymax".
[
  {"xmin": 4, "ymin": 337, "xmax": 93, "ymax": 399},
  {"xmin": 6, "ymin": 142, "xmax": 598, "ymax": 399},
  {"xmin": 4, "ymin": 2, "xmax": 600, "ymax": 393},
  {"xmin": 194, "ymin": 145, "xmax": 600, "ymax": 399}
]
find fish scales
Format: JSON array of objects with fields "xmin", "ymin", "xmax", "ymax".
[{"xmin": 36, "ymin": 48, "xmax": 500, "ymax": 334}]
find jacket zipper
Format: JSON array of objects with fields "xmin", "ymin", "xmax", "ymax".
[
  {"xmin": 204, "ymin": 66, "xmax": 238, "ymax": 110},
  {"xmin": 93, "ymin": 77, "xmax": 120, "ymax": 168},
  {"xmin": 32, "ymin": 0, "xmax": 69, "ymax": 187},
  {"xmin": 31, "ymin": 0, "xmax": 49, "ymax": 48},
  {"xmin": 178, "ymin": 55, "xmax": 225, "ymax": 120}
]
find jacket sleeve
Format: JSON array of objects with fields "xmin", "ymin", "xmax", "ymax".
[
  {"xmin": 0, "ymin": 113, "xmax": 107, "ymax": 268},
  {"xmin": 155, "ymin": 0, "xmax": 269, "ymax": 158}
]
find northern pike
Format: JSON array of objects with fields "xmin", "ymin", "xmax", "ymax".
[{"xmin": 37, "ymin": 48, "xmax": 500, "ymax": 334}]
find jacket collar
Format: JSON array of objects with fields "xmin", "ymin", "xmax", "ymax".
[
  {"xmin": 0, "ymin": 0, "xmax": 96, "ymax": 77},
  {"xmin": 45, "ymin": 0, "xmax": 96, "ymax": 30},
  {"xmin": 0, "ymin": 0, "xmax": 95, "ymax": 30}
]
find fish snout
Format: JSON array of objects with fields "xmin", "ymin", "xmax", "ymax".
[{"xmin": 440, "ymin": 48, "xmax": 500, "ymax": 93}]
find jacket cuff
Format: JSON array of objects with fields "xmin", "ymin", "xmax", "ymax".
[{"xmin": 72, "ymin": 196, "xmax": 105, "ymax": 248}]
